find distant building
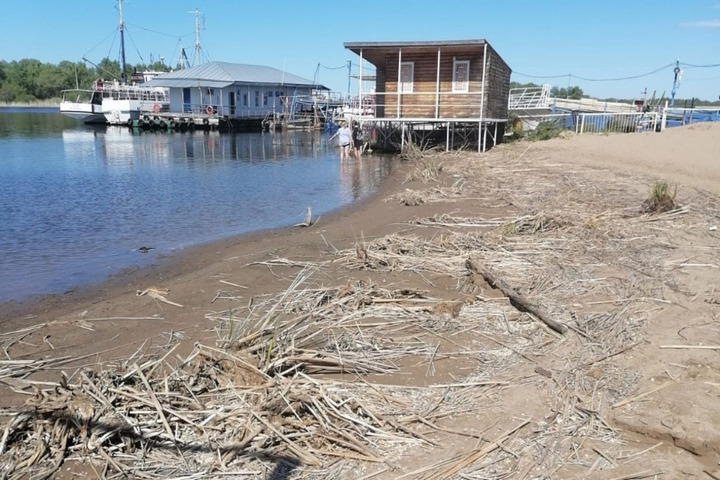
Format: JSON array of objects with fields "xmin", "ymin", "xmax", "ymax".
[
  {"xmin": 146, "ymin": 61, "xmax": 327, "ymax": 121},
  {"xmin": 344, "ymin": 39, "xmax": 512, "ymax": 151}
]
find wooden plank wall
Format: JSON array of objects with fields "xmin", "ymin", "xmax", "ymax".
[
  {"xmin": 375, "ymin": 69, "xmax": 387, "ymax": 118},
  {"xmin": 483, "ymin": 45, "xmax": 512, "ymax": 120},
  {"xmin": 370, "ymin": 45, "xmax": 511, "ymax": 120}
]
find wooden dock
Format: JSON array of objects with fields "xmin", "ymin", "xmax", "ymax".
[{"xmin": 127, "ymin": 112, "xmax": 265, "ymax": 132}]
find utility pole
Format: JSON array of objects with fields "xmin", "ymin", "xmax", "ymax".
[
  {"xmin": 118, "ymin": 0, "xmax": 127, "ymax": 83},
  {"xmin": 670, "ymin": 59, "xmax": 682, "ymax": 107},
  {"xmin": 347, "ymin": 60, "xmax": 352, "ymax": 101}
]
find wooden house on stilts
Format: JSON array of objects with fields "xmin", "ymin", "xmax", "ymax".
[{"xmin": 344, "ymin": 39, "xmax": 512, "ymax": 152}]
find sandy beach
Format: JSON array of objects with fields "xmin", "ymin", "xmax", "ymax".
[{"xmin": 2, "ymin": 123, "xmax": 720, "ymax": 479}]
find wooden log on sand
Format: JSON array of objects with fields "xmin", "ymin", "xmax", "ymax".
[{"xmin": 466, "ymin": 258, "xmax": 568, "ymax": 335}]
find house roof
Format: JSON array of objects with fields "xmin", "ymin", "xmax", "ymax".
[
  {"xmin": 344, "ymin": 39, "xmax": 488, "ymax": 50},
  {"xmin": 146, "ymin": 61, "xmax": 326, "ymax": 90},
  {"xmin": 343, "ymin": 39, "xmax": 508, "ymax": 71}
]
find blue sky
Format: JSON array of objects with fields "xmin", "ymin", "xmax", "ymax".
[{"xmin": 2, "ymin": 0, "xmax": 719, "ymax": 101}]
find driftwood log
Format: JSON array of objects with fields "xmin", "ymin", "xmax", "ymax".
[{"xmin": 466, "ymin": 259, "xmax": 568, "ymax": 335}]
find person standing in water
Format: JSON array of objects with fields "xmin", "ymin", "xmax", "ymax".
[
  {"xmin": 351, "ymin": 121, "xmax": 362, "ymax": 162},
  {"xmin": 330, "ymin": 121, "xmax": 352, "ymax": 162}
]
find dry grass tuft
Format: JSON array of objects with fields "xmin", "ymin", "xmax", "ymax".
[
  {"xmin": 394, "ymin": 188, "xmax": 427, "ymax": 206},
  {"xmin": 642, "ymin": 181, "xmax": 677, "ymax": 213},
  {"xmin": 405, "ymin": 159, "xmax": 444, "ymax": 183}
]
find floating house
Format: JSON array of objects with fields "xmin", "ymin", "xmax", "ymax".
[
  {"xmin": 343, "ymin": 39, "xmax": 511, "ymax": 152},
  {"xmin": 145, "ymin": 61, "xmax": 327, "ymax": 130}
]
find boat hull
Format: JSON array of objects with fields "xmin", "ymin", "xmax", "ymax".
[
  {"xmin": 103, "ymin": 99, "xmax": 168, "ymax": 125},
  {"xmin": 59, "ymin": 101, "xmax": 106, "ymax": 124}
]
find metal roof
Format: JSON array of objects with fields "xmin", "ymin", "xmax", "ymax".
[
  {"xmin": 344, "ymin": 39, "xmax": 488, "ymax": 50},
  {"xmin": 146, "ymin": 61, "xmax": 325, "ymax": 89},
  {"xmin": 344, "ymin": 39, "xmax": 509, "ymax": 73}
]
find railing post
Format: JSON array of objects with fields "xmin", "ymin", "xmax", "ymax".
[
  {"xmin": 446, "ymin": 122, "xmax": 450, "ymax": 152},
  {"xmin": 579, "ymin": 114, "xmax": 585, "ymax": 134}
]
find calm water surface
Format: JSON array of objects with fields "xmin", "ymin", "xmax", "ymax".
[{"xmin": 0, "ymin": 109, "xmax": 396, "ymax": 303}]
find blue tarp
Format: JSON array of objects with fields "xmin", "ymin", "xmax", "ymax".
[{"xmin": 665, "ymin": 110, "xmax": 720, "ymax": 128}]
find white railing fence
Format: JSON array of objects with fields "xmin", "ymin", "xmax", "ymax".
[
  {"xmin": 576, "ymin": 112, "xmax": 658, "ymax": 134},
  {"xmin": 515, "ymin": 112, "xmax": 658, "ymax": 135}
]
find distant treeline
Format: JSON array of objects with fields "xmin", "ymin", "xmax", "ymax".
[
  {"xmin": 510, "ymin": 81, "xmax": 720, "ymax": 106},
  {"xmin": 0, "ymin": 58, "xmax": 170, "ymax": 103}
]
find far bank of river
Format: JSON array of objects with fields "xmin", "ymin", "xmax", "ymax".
[{"xmin": 1, "ymin": 101, "xmax": 60, "ymax": 108}]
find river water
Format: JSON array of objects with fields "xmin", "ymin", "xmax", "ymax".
[{"xmin": 0, "ymin": 109, "xmax": 396, "ymax": 304}]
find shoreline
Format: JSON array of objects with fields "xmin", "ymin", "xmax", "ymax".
[
  {"xmin": 0, "ymin": 101, "xmax": 60, "ymax": 108},
  {"xmin": 0, "ymin": 157, "xmax": 412, "ymax": 347},
  {"xmin": 0, "ymin": 155, "xmax": 398, "ymax": 308}
]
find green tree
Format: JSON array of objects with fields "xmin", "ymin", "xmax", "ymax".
[
  {"xmin": 510, "ymin": 81, "xmax": 540, "ymax": 90},
  {"xmin": 551, "ymin": 85, "xmax": 584, "ymax": 100},
  {"xmin": 94, "ymin": 57, "xmax": 122, "ymax": 81},
  {"xmin": 6, "ymin": 59, "xmax": 43, "ymax": 99}
]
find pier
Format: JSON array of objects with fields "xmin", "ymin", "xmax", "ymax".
[{"xmin": 127, "ymin": 112, "xmax": 267, "ymax": 132}]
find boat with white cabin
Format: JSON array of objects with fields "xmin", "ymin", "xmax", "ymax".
[
  {"xmin": 60, "ymin": 77, "xmax": 169, "ymax": 125},
  {"xmin": 59, "ymin": 86, "xmax": 105, "ymax": 124},
  {"xmin": 59, "ymin": 0, "xmax": 169, "ymax": 125}
]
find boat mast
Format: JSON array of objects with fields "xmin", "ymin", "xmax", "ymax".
[
  {"xmin": 194, "ymin": 9, "xmax": 202, "ymax": 66},
  {"xmin": 118, "ymin": 0, "xmax": 127, "ymax": 83}
]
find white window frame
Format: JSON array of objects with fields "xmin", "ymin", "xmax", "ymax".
[
  {"xmin": 400, "ymin": 61, "xmax": 414, "ymax": 93},
  {"xmin": 452, "ymin": 59, "xmax": 470, "ymax": 93}
]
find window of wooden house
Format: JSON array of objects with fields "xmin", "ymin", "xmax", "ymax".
[
  {"xmin": 243, "ymin": 92, "xmax": 248, "ymax": 106},
  {"xmin": 452, "ymin": 60, "xmax": 470, "ymax": 93},
  {"xmin": 399, "ymin": 62, "xmax": 414, "ymax": 93},
  {"xmin": 254, "ymin": 90, "xmax": 259, "ymax": 107}
]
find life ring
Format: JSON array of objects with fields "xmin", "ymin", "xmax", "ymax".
[
  {"xmin": 205, "ymin": 105, "xmax": 214, "ymax": 115},
  {"xmin": 153, "ymin": 103, "xmax": 161, "ymax": 113}
]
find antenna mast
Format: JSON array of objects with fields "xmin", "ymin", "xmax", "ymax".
[
  {"xmin": 194, "ymin": 9, "xmax": 202, "ymax": 66},
  {"xmin": 118, "ymin": 0, "xmax": 127, "ymax": 83}
]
